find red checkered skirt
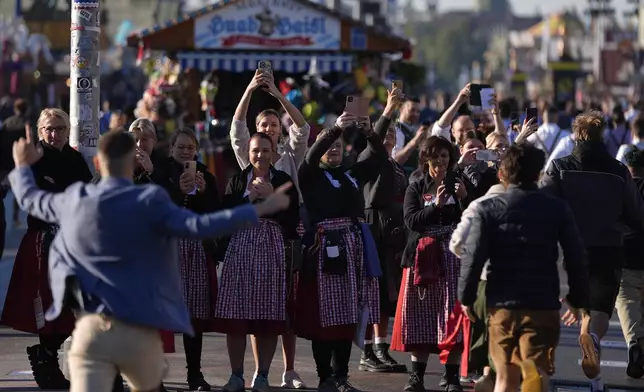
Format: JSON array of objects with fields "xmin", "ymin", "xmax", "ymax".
[
  {"xmin": 294, "ymin": 217, "xmax": 380, "ymax": 341},
  {"xmin": 214, "ymin": 219, "xmax": 287, "ymax": 335},
  {"xmin": 0, "ymin": 228, "xmax": 75, "ymax": 335},
  {"xmin": 391, "ymin": 226, "xmax": 463, "ymax": 352},
  {"xmin": 179, "ymin": 238, "xmax": 218, "ymax": 332}
]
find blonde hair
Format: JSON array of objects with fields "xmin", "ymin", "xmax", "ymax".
[
  {"xmin": 485, "ymin": 131, "xmax": 509, "ymax": 149},
  {"xmin": 37, "ymin": 108, "xmax": 70, "ymax": 130},
  {"xmin": 128, "ymin": 118, "xmax": 157, "ymax": 139},
  {"xmin": 573, "ymin": 110, "xmax": 605, "ymax": 141}
]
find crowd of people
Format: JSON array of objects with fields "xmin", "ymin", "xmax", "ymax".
[{"xmin": 1, "ymin": 71, "xmax": 644, "ymax": 392}]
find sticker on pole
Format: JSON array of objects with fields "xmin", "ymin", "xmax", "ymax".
[
  {"xmin": 78, "ymin": 10, "xmax": 92, "ymax": 21},
  {"xmin": 73, "ymin": 0, "xmax": 99, "ymax": 8},
  {"xmin": 77, "ymin": 77, "xmax": 91, "ymax": 93}
]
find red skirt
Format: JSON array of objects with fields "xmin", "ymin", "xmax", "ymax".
[
  {"xmin": 294, "ymin": 218, "xmax": 380, "ymax": 341},
  {"xmin": 391, "ymin": 227, "xmax": 462, "ymax": 354},
  {"xmin": 214, "ymin": 220, "xmax": 287, "ymax": 335},
  {"xmin": 0, "ymin": 228, "xmax": 75, "ymax": 335}
]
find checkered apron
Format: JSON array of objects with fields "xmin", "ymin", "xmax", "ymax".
[
  {"xmin": 315, "ymin": 218, "xmax": 380, "ymax": 328},
  {"xmin": 215, "ymin": 219, "xmax": 286, "ymax": 321},
  {"xmin": 400, "ymin": 225, "xmax": 462, "ymax": 346},
  {"xmin": 179, "ymin": 239, "xmax": 213, "ymax": 319}
]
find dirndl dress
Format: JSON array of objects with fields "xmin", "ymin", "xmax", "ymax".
[
  {"xmin": 391, "ymin": 225, "xmax": 463, "ymax": 353},
  {"xmin": 214, "ymin": 219, "xmax": 288, "ymax": 335},
  {"xmin": 179, "ymin": 238, "xmax": 219, "ymax": 331},
  {"xmin": 0, "ymin": 226, "xmax": 75, "ymax": 335},
  {"xmin": 295, "ymin": 217, "xmax": 380, "ymax": 341}
]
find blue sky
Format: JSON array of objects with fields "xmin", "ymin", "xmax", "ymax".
[{"xmin": 413, "ymin": 0, "xmax": 634, "ymax": 16}]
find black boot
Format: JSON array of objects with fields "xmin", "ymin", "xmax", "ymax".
[
  {"xmin": 27, "ymin": 344, "xmax": 70, "ymax": 390},
  {"xmin": 358, "ymin": 344, "xmax": 390, "ymax": 372},
  {"xmin": 184, "ymin": 333, "xmax": 211, "ymax": 391},
  {"xmin": 404, "ymin": 372, "xmax": 425, "ymax": 392},
  {"xmin": 112, "ymin": 374, "xmax": 125, "ymax": 392},
  {"xmin": 374, "ymin": 343, "xmax": 407, "ymax": 373},
  {"xmin": 443, "ymin": 364, "xmax": 463, "ymax": 392}
]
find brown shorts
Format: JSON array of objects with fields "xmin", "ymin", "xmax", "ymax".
[{"xmin": 488, "ymin": 309, "xmax": 560, "ymax": 375}]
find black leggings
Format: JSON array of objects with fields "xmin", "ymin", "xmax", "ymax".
[{"xmin": 311, "ymin": 339, "xmax": 352, "ymax": 381}]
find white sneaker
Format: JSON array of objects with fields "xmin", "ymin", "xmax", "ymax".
[
  {"xmin": 251, "ymin": 374, "xmax": 270, "ymax": 392},
  {"xmin": 282, "ymin": 370, "xmax": 306, "ymax": 389},
  {"xmin": 223, "ymin": 374, "xmax": 245, "ymax": 392}
]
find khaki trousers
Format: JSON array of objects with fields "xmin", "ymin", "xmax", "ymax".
[
  {"xmin": 615, "ymin": 269, "xmax": 644, "ymax": 345},
  {"xmin": 68, "ymin": 313, "xmax": 167, "ymax": 392}
]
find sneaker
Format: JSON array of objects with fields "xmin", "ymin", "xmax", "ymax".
[
  {"xmin": 579, "ymin": 333, "xmax": 601, "ymax": 379},
  {"xmin": 334, "ymin": 377, "xmax": 360, "ymax": 392},
  {"xmin": 627, "ymin": 341, "xmax": 644, "ymax": 379},
  {"xmin": 223, "ymin": 374, "xmax": 246, "ymax": 392},
  {"xmin": 282, "ymin": 369, "xmax": 307, "ymax": 388},
  {"xmin": 251, "ymin": 374, "xmax": 270, "ymax": 392},
  {"xmin": 357, "ymin": 350, "xmax": 390, "ymax": 372},
  {"xmin": 404, "ymin": 372, "xmax": 424, "ymax": 392},
  {"xmin": 473, "ymin": 375, "xmax": 495, "ymax": 392},
  {"xmin": 589, "ymin": 377, "xmax": 604, "ymax": 392},
  {"xmin": 374, "ymin": 343, "xmax": 407, "ymax": 373}
]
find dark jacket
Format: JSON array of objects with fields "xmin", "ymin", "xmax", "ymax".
[
  {"xmin": 223, "ymin": 165, "xmax": 300, "ymax": 240},
  {"xmin": 402, "ymin": 172, "xmax": 462, "ymax": 268},
  {"xmin": 457, "ymin": 184, "xmax": 589, "ymax": 311},
  {"xmin": 458, "ymin": 163, "xmax": 499, "ymax": 207},
  {"xmin": 540, "ymin": 141, "xmax": 644, "ymax": 251},
  {"xmin": 91, "ymin": 150, "xmax": 168, "ymax": 186},
  {"xmin": 27, "ymin": 141, "xmax": 93, "ymax": 230}
]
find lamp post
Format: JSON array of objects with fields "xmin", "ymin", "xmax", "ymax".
[
  {"xmin": 586, "ymin": 0, "xmax": 615, "ymax": 81},
  {"xmin": 69, "ymin": 0, "xmax": 101, "ymax": 172}
]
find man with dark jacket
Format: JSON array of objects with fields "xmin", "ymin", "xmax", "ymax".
[
  {"xmin": 615, "ymin": 147, "xmax": 644, "ymax": 379},
  {"xmin": 540, "ymin": 110, "xmax": 644, "ymax": 391},
  {"xmin": 458, "ymin": 143, "xmax": 588, "ymax": 392}
]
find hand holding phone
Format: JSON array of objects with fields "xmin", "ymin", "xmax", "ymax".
[
  {"xmin": 184, "ymin": 161, "xmax": 197, "ymax": 180},
  {"xmin": 525, "ymin": 107, "xmax": 538, "ymax": 122},
  {"xmin": 475, "ymin": 149, "xmax": 500, "ymax": 162}
]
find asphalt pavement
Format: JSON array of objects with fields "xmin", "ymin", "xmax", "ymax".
[{"xmin": 1, "ymin": 193, "xmax": 644, "ymax": 392}]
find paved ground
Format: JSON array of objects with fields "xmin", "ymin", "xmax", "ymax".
[{"xmin": 1, "ymin": 194, "xmax": 644, "ymax": 392}]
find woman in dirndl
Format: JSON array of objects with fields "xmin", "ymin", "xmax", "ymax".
[
  {"xmin": 0, "ymin": 108, "xmax": 93, "ymax": 390},
  {"xmin": 160, "ymin": 128, "xmax": 221, "ymax": 391},
  {"xmin": 295, "ymin": 112, "xmax": 388, "ymax": 392},
  {"xmin": 215, "ymin": 132, "xmax": 299, "ymax": 392},
  {"xmin": 391, "ymin": 136, "xmax": 468, "ymax": 392}
]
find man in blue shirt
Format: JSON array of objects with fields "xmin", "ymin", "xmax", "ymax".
[{"xmin": 8, "ymin": 129, "xmax": 292, "ymax": 392}]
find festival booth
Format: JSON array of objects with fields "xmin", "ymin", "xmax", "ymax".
[
  {"xmin": 126, "ymin": 0, "xmax": 409, "ymax": 189},
  {"xmin": 126, "ymin": 0, "xmax": 410, "ymax": 117}
]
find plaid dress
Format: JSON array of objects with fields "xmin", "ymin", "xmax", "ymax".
[
  {"xmin": 295, "ymin": 218, "xmax": 380, "ymax": 340},
  {"xmin": 215, "ymin": 219, "xmax": 287, "ymax": 324},
  {"xmin": 391, "ymin": 225, "xmax": 463, "ymax": 352},
  {"xmin": 179, "ymin": 239, "xmax": 214, "ymax": 320}
]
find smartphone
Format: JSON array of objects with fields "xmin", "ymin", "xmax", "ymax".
[
  {"xmin": 392, "ymin": 80, "xmax": 403, "ymax": 91},
  {"xmin": 469, "ymin": 83, "xmax": 492, "ymax": 107},
  {"xmin": 510, "ymin": 112, "xmax": 520, "ymax": 127},
  {"xmin": 475, "ymin": 149, "xmax": 500, "ymax": 162},
  {"xmin": 345, "ymin": 96, "xmax": 359, "ymax": 116},
  {"xmin": 258, "ymin": 60, "xmax": 272, "ymax": 76},
  {"xmin": 525, "ymin": 107, "xmax": 538, "ymax": 122},
  {"xmin": 443, "ymin": 171, "xmax": 457, "ymax": 196},
  {"xmin": 358, "ymin": 97, "xmax": 370, "ymax": 118},
  {"xmin": 184, "ymin": 161, "xmax": 197, "ymax": 179}
]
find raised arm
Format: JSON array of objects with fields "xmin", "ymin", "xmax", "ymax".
[
  {"xmin": 231, "ymin": 72, "xmax": 266, "ymax": 169},
  {"xmin": 9, "ymin": 166, "xmax": 70, "ymax": 224},
  {"xmin": 264, "ymin": 76, "xmax": 310, "ymax": 168},
  {"xmin": 351, "ymin": 124, "xmax": 388, "ymax": 181},
  {"xmin": 431, "ymin": 84, "xmax": 471, "ymax": 139},
  {"xmin": 298, "ymin": 125, "xmax": 343, "ymax": 186},
  {"xmin": 150, "ymin": 182, "xmax": 292, "ymax": 239},
  {"xmin": 491, "ymin": 95, "xmax": 506, "ymax": 136}
]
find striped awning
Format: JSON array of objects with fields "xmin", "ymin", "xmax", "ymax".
[{"xmin": 178, "ymin": 52, "xmax": 353, "ymax": 74}]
